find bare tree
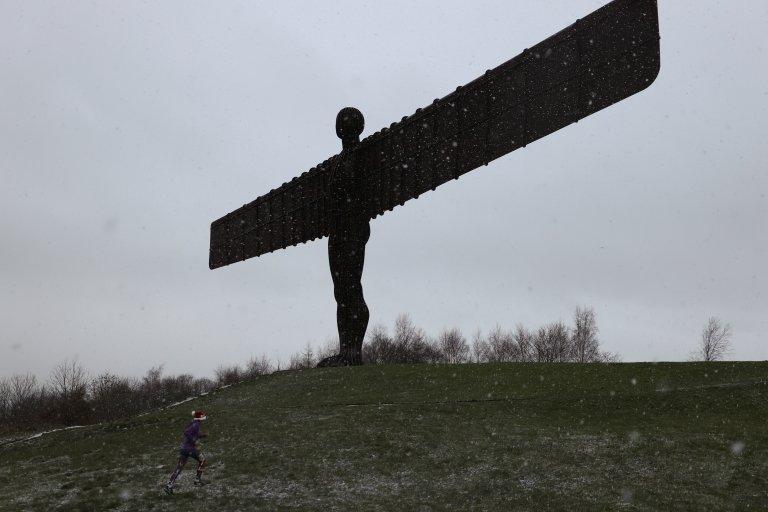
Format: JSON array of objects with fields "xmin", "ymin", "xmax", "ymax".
[
  {"xmin": 301, "ymin": 342, "xmax": 316, "ymax": 367},
  {"xmin": 49, "ymin": 359, "xmax": 88, "ymax": 398},
  {"xmin": 8, "ymin": 373, "xmax": 39, "ymax": 412},
  {"xmin": 191, "ymin": 377, "xmax": 216, "ymax": 395},
  {"xmin": 287, "ymin": 354, "xmax": 303, "ymax": 369},
  {"xmin": 215, "ymin": 364, "xmax": 243, "ymax": 385},
  {"xmin": 488, "ymin": 325, "xmax": 515, "ymax": 362},
  {"xmin": 513, "ymin": 324, "xmax": 532, "ymax": 362},
  {"xmin": 49, "ymin": 360, "xmax": 90, "ymax": 425},
  {"xmin": 437, "ymin": 327, "xmax": 470, "ymax": 364},
  {"xmin": 245, "ymin": 354, "xmax": 273, "ymax": 378},
  {"xmin": 139, "ymin": 365, "xmax": 165, "ymax": 407},
  {"xmin": 532, "ymin": 322, "xmax": 571, "ymax": 362},
  {"xmin": 90, "ymin": 372, "xmax": 137, "ymax": 421},
  {"xmin": 364, "ymin": 323, "xmax": 393, "ymax": 364},
  {"xmin": 0, "ymin": 378, "xmax": 10, "ymax": 421},
  {"xmin": 472, "ymin": 328, "xmax": 488, "ymax": 363},
  {"xmin": 3, "ymin": 373, "xmax": 43, "ymax": 427},
  {"xmin": 571, "ymin": 306, "xmax": 601, "ymax": 363},
  {"xmin": 363, "ymin": 313, "xmax": 440, "ymax": 364},
  {"xmin": 288, "ymin": 343, "xmax": 317, "ymax": 369},
  {"xmin": 288, "ymin": 342, "xmax": 317, "ymax": 370},
  {"xmin": 364, "ymin": 314, "xmax": 439, "ymax": 364},
  {"xmin": 162, "ymin": 373, "xmax": 196, "ymax": 402},
  {"xmin": 393, "ymin": 314, "xmax": 440, "ymax": 364},
  {"xmin": 8, "ymin": 373, "xmax": 37, "ymax": 405},
  {"xmin": 532, "ymin": 326, "xmax": 548, "ymax": 362},
  {"xmin": 393, "ymin": 313, "xmax": 420, "ymax": 349},
  {"xmin": 697, "ymin": 317, "xmax": 732, "ymax": 362}
]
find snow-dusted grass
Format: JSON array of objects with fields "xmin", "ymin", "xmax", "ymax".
[{"xmin": 1, "ymin": 362, "xmax": 767, "ymax": 511}]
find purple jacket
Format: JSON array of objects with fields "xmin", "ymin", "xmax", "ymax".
[{"xmin": 180, "ymin": 420, "xmax": 205, "ymax": 451}]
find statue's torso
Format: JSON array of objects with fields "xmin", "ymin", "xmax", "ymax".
[{"xmin": 328, "ymin": 150, "xmax": 369, "ymax": 242}]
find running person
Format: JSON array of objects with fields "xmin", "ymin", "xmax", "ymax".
[{"xmin": 164, "ymin": 410, "xmax": 208, "ymax": 494}]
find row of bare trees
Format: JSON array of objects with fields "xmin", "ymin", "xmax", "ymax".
[
  {"xmin": 212, "ymin": 355, "xmax": 275, "ymax": 386},
  {"xmin": 472, "ymin": 307, "xmax": 618, "ymax": 363},
  {"xmin": 0, "ymin": 363, "xmax": 217, "ymax": 433},
  {"xmin": 0, "ymin": 354, "xmax": 282, "ymax": 432},
  {"xmin": 283, "ymin": 306, "xmax": 618, "ymax": 368}
]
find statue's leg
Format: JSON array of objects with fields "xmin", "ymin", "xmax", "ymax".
[
  {"xmin": 344, "ymin": 235, "xmax": 369, "ymax": 364},
  {"xmin": 323, "ymin": 224, "xmax": 370, "ymax": 366},
  {"xmin": 327, "ymin": 232, "xmax": 351, "ymax": 362}
]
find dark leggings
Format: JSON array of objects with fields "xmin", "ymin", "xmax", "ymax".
[{"xmin": 168, "ymin": 449, "xmax": 205, "ymax": 484}]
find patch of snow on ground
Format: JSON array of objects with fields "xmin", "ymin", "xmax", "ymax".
[{"xmin": 167, "ymin": 397, "xmax": 195, "ymax": 408}]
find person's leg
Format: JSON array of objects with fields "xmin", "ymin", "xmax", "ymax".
[
  {"xmin": 166, "ymin": 451, "xmax": 189, "ymax": 488},
  {"xmin": 192, "ymin": 451, "xmax": 206, "ymax": 482}
]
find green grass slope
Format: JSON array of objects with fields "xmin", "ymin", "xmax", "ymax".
[{"xmin": 2, "ymin": 362, "xmax": 767, "ymax": 511}]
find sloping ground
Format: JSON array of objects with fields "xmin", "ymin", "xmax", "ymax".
[{"xmin": 1, "ymin": 362, "xmax": 767, "ymax": 511}]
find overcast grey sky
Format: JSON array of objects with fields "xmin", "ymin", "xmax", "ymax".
[{"xmin": 1, "ymin": 1, "xmax": 766, "ymax": 380}]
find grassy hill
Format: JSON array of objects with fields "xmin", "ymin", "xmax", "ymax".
[{"xmin": 2, "ymin": 362, "xmax": 767, "ymax": 511}]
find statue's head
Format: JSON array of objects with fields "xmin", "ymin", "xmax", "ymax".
[{"xmin": 336, "ymin": 107, "xmax": 364, "ymax": 144}]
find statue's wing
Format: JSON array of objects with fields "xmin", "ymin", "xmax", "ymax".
[
  {"xmin": 209, "ymin": 155, "xmax": 339, "ymax": 269},
  {"xmin": 210, "ymin": 0, "xmax": 660, "ymax": 269},
  {"xmin": 354, "ymin": 0, "xmax": 660, "ymax": 219}
]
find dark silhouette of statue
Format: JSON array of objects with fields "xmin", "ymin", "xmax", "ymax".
[
  {"xmin": 319, "ymin": 108, "xmax": 370, "ymax": 366},
  {"xmin": 209, "ymin": 0, "xmax": 661, "ymax": 367}
]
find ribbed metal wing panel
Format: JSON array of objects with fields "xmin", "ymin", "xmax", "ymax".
[{"xmin": 210, "ymin": 0, "xmax": 660, "ymax": 269}]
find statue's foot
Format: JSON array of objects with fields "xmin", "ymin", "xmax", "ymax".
[
  {"xmin": 317, "ymin": 353, "xmax": 361, "ymax": 367},
  {"xmin": 317, "ymin": 354, "xmax": 350, "ymax": 367}
]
